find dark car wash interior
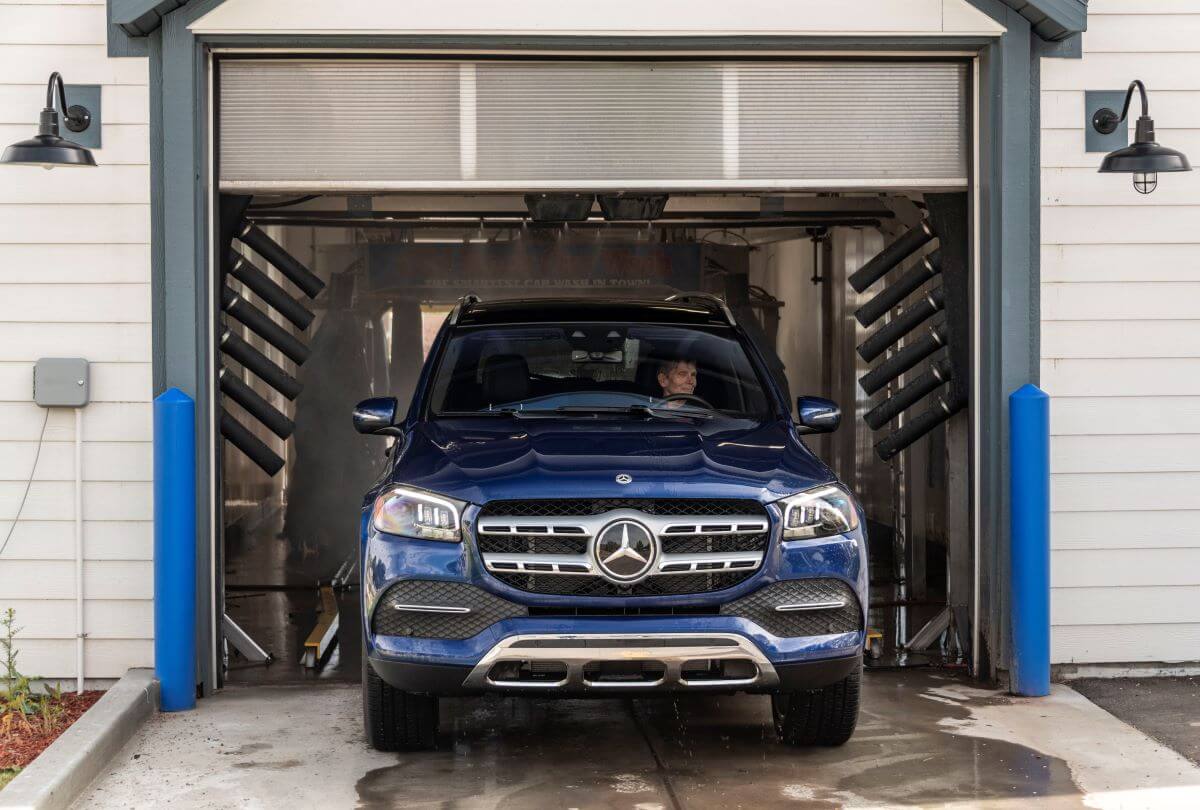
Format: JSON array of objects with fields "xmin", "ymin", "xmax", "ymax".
[{"xmin": 219, "ymin": 192, "xmax": 967, "ymax": 699}]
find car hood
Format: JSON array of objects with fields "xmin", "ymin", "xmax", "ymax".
[{"xmin": 387, "ymin": 416, "xmax": 837, "ymax": 506}]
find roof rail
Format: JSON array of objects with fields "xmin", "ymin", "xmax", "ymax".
[
  {"xmin": 664, "ymin": 291, "xmax": 737, "ymax": 326},
  {"xmin": 447, "ymin": 293, "xmax": 481, "ymax": 325}
]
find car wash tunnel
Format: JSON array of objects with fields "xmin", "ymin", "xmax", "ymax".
[
  {"xmin": 181, "ymin": 55, "xmax": 994, "ymax": 690},
  {"xmin": 215, "ymin": 186, "xmax": 974, "ymax": 685}
]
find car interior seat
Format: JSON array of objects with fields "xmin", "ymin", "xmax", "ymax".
[{"xmin": 480, "ymin": 353, "xmax": 530, "ymax": 407}]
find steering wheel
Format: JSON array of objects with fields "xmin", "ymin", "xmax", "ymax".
[{"xmin": 660, "ymin": 393, "xmax": 716, "ymax": 410}]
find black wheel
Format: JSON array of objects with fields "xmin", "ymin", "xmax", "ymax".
[
  {"xmin": 772, "ymin": 665, "xmax": 861, "ymax": 747},
  {"xmin": 362, "ymin": 656, "xmax": 439, "ymax": 751}
]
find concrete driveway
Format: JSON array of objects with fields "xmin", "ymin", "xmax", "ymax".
[{"xmin": 74, "ymin": 671, "xmax": 1200, "ymax": 809}]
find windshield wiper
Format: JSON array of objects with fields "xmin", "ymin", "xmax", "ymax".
[{"xmin": 548, "ymin": 405, "xmax": 713, "ymax": 420}]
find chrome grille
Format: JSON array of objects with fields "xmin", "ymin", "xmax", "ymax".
[
  {"xmin": 476, "ymin": 500, "xmax": 770, "ymax": 597},
  {"xmin": 479, "ymin": 499, "xmax": 764, "ymax": 518}
]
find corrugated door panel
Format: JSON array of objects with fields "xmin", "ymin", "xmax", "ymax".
[
  {"xmin": 219, "ymin": 59, "xmax": 968, "ymax": 191},
  {"xmin": 736, "ymin": 62, "xmax": 968, "ymax": 182},
  {"xmin": 474, "ymin": 61, "xmax": 724, "ymax": 181},
  {"xmin": 219, "ymin": 60, "xmax": 461, "ymax": 184}
]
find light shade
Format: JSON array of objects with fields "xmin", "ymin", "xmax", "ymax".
[
  {"xmin": 1099, "ymin": 141, "xmax": 1191, "ymax": 174},
  {"xmin": 1, "ymin": 132, "xmax": 96, "ymax": 169}
]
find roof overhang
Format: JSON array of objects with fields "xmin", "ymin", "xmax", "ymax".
[
  {"xmin": 998, "ymin": 0, "xmax": 1087, "ymax": 42},
  {"xmin": 109, "ymin": 0, "xmax": 1086, "ymax": 42}
]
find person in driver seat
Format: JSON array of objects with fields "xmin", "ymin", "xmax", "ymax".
[{"xmin": 657, "ymin": 356, "xmax": 698, "ymax": 406}]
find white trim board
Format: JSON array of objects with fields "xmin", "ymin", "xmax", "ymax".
[{"xmin": 190, "ymin": 0, "xmax": 1005, "ymax": 37}]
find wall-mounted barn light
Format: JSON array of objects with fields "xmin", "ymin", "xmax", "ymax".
[
  {"xmin": 1092, "ymin": 80, "xmax": 1190, "ymax": 194},
  {"xmin": 0, "ymin": 72, "xmax": 97, "ymax": 169}
]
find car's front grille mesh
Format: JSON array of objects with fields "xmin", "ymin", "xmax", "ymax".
[
  {"xmin": 372, "ymin": 580, "xmax": 526, "ymax": 639},
  {"xmin": 477, "ymin": 498, "xmax": 770, "ymax": 596},
  {"xmin": 660, "ymin": 533, "xmax": 769, "ymax": 555},
  {"xmin": 476, "ymin": 535, "xmax": 590, "ymax": 555},
  {"xmin": 479, "ymin": 499, "xmax": 766, "ymax": 518},
  {"xmin": 491, "ymin": 570, "xmax": 756, "ymax": 597},
  {"xmin": 721, "ymin": 579, "xmax": 861, "ymax": 637}
]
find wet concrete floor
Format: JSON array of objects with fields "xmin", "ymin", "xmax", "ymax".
[{"xmin": 75, "ymin": 670, "xmax": 1200, "ymax": 809}]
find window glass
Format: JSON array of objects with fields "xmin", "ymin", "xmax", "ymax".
[{"xmin": 428, "ymin": 323, "xmax": 771, "ymax": 418}]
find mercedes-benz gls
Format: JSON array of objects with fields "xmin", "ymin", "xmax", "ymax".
[{"xmin": 354, "ymin": 295, "xmax": 867, "ymax": 751}]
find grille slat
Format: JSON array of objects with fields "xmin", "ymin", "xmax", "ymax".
[
  {"xmin": 478, "ymin": 535, "xmax": 590, "ymax": 555},
  {"xmin": 479, "ymin": 499, "xmax": 766, "ymax": 518},
  {"xmin": 491, "ymin": 570, "xmax": 755, "ymax": 597},
  {"xmin": 661, "ymin": 533, "xmax": 769, "ymax": 555}
]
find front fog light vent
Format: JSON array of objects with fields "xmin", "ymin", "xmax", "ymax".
[{"xmin": 487, "ymin": 660, "xmax": 569, "ymax": 685}]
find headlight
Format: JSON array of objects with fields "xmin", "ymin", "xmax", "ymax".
[
  {"xmin": 371, "ymin": 486, "xmax": 465, "ymax": 542},
  {"xmin": 778, "ymin": 484, "xmax": 859, "ymax": 540}
]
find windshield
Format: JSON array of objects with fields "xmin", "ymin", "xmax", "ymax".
[{"xmin": 428, "ymin": 322, "xmax": 772, "ymax": 419}]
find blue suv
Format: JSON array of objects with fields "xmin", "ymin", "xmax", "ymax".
[{"xmin": 354, "ymin": 295, "xmax": 867, "ymax": 750}]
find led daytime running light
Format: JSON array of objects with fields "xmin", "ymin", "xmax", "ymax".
[
  {"xmin": 780, "ymin": 485, "xmax": 858, "ymax": 540},
  {"xmin": 371, "ymin": 486, "xmax": 463, "ymax": 542}
]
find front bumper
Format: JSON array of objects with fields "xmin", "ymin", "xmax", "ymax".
[
  {"xmin": 361, "ymin": 510, "xmax": 868, "ymax": 695},
  {"xmin": 369, "ymin": 633, "xmax": 861, "ymax": 696}
]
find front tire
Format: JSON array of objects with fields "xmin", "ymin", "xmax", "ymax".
[
  {"xmin": 772, "ymin": 665, "xmax": 861, "ymax": 746},
  {"xmin": 362, "ymin": 656, "xmax": 439, "ymax": 751}
]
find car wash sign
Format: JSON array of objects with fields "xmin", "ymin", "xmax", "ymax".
[{"xmin": 367, "ymin": 242, "xmax": 701, "ymax": 300}]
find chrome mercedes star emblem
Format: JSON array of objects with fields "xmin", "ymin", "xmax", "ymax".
[
  {"xmin": 593, "ymin": 520, "xmax": 657, "ymax": 583},
  {"xmin": 615, "ymin": 473, "xmax": 633, "ymax": 485}
]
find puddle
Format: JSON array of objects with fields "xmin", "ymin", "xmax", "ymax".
[{"xmin": 355, "ymin": 672, "xmax": 1086, "ymax": 808}]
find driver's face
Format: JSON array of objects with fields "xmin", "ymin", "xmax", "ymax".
[{"xmin": 658, "ymin": 361, "xmax": 697, "ymax": 398}]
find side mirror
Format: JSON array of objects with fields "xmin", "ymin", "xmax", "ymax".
[
  {"xmin": 353, "ymin": 397, "xmax": 401, "ymax": 436},
  {"xmin": 796, "ymin": 396, "xmax": 841, "ymax": 434}
]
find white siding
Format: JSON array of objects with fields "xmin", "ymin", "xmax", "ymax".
[
  {"xmin": 1042, "ymin": 1, "xmax": 1200, "ymax": 664},
  {"xmin": 0, "ymin": 0, "xmax": 152, "ymax": 679}
]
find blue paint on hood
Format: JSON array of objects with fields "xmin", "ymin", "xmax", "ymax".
[{"xmin": 382, "ymin": 416, "xmax": 836, "ymax": 506}]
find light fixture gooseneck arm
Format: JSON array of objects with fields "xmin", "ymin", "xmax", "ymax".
[
  {"xmin": 1114, "ymin": 79, "xmax": 1149, "ymax": 125},
  {"xmin": 1093, "ymin": 79, "xmax": 1154, "ymax": 141},
  {"xmin": 45, "ymin": 71, "xmax": 69, "ymax": 115},
  {"xmin": 38, "ymin": 72, "xmax": 89, "ymax": 137}
]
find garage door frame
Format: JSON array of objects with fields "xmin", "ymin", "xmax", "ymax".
[{"xmin": 148, "ymin": 0, "xmax": 1043, "ymax": 694}]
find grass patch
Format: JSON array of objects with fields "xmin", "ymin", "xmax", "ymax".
[{"xmin": 0, "ymin": 767, "xmax": 20, "ymax": 790}]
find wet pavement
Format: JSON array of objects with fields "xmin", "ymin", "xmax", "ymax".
[{"xmin": 74, "ymin": 670, "xmax": 1200, "ymax": 809}]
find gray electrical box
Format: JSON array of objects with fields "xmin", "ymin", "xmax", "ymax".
[{"xmin": 33, "ymin": 358, "xmax": 89, "ymax": 407}]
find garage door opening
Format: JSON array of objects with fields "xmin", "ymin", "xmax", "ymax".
[
  {"xmin": 208, "ymin": 54, "xmax": 976, "ymax": 687},
  {"xmin": 214, "ymin": 189, "xmax": 973, "ymax": 685}
]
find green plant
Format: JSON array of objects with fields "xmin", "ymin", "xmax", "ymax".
[{"xmin": 0, "ymin": 609, "xmax": 61, "ymax": 735}]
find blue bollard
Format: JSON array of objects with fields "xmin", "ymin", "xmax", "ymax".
[
  {"xmin": 1010, "ymin": 384, "xmax": 1050, "ymax": 696},
  {"xmin": 153, "ymin": 388, "xmax": 196, "ymax": 711}
]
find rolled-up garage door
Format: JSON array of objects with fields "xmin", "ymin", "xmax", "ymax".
[{"xmin": 218, "ymin": 58, "xmax": 967, "ymax": 192}]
